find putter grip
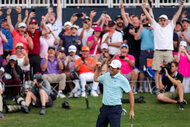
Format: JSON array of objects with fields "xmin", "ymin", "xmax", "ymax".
[{"xmin": 85, "ymin": 98, "xmax": 89, "ymax": 109}]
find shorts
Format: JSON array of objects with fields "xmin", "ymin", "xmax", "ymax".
[
  {"xmin": 122, "ymin": 72, "xmax": 132, "ymax": 81},
  {"xmin": 34, "ymin": 96, "xmax": 53, "ymax": 107},
  {"xmin": 152, "ymin": 50, "xmax": 173, "ymax": 71},
  {"xmin": 164, "ymin": 91, "xmax": 178, "ymax": 99},
  {"xmin": 139, "ymin": 51, "xmax": 154, "ymax": 70}
]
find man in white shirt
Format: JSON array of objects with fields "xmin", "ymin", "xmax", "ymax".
[
  {"xmin": 102, "ymin": 21, "xmax": 123, "ymax": 58},
  {"xmin": 141, "ymin": 2, "xmax": 183, "ymax": 94},
  {"xmin": 46, "ymin": 0, "xmax": 62, "ymax": 41},
  {"xmin": 78, "ymin": 16, "xmax": 94, "ymax": 46}
]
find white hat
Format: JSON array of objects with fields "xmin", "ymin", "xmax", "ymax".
[
  {"xmin": 16, "ymin": 43, "xmax": 24, "ymax": 48},
  {"xmin": 71, "ymin": 24, "xmax": 79, "ymax": 30},
  {"xmin": 10, "ymin": 55, "xmax": 17, "ymax": 61},
  {"xmin": 159, "ymin": 14, "xmax": 168, "ymax": 20},
  {"xmin": 64, "ymin": 21, "xmax": 72, "ymax": 27},
  {"xmin": 0, "ymin": 67, "xmax": 5, "ymax": 73},
  {"xmin": 101, "ymin": 43, "xmax": 108, "ymax": 50},
  {"xmin": 68, "ymin": 45, "xmax": 77, "ymax": 52},
  {"xmin": 180, "ymin": 41, "xmax": 187, "ymax": 47},
  {"xmin": 109, "ymin": 60, "xmax": 121, "ymax": 69},
  {"xmin": 18, "ymin": 22, "xmax": 26, "ymax": 28}
]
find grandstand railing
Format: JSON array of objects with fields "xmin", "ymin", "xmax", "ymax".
[{"xmin": 0, "ymin": 0, "xmax": 190, "ymax": 8}]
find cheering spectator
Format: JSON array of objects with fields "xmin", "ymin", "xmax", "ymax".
[
  {"xmin": 135, "ymin": 17, "xmax": 154, "ymax": 92},
  {"xmin": 115, "ymin": 15, "xmax": 124, "ymax": 37},
  {"xmin": 174, "ymin": 41, "xmax": 190, "ymax": 93},
  {"xmin": 102, "ymin": 21, "xmax": 123, "ymax": 58},
  {"xmin": 141, "ymin": 1, "xmax": 183, "ymax": 93},
  {"xmin": 59, "ymin": 24, "xmax": 82, "ymax": 56},
  {"xmin": 87, "ymin": 26, "xmax": 102, "ymax": 56},
  {"xmin": 3, "ymin": 55, "xmax": 23, "ymax": 99},
  {"xmin": 41, "ymin": 46, "xmax": 66, "ymax": 98},
  {"xmin": 0, "ymin": 18, "xmax": 13, "ymax": 59},
  {"xmin": 74, "ymin": 46, "xmax": 99, "ymax": 97},
  {"xmin": 94, "ymin": 43, "xmax": 110, "ymax": 75},
  {"xmin": 0, "ymin": 29, "xmax": 8, "ymax": 67},
  {"xmin": 12, "ymin": 43, "xmax": 30, "ymax": 80},
  {"xmin": 64, "ymin": 45, "xmax": 80, "ymax": 93},
  {"xmin": 78, "ymin": 16, "xmax": 94, "ymax": 46},
  {"xmin": 112, "ymin": 44, "xmax": 139, "ymax": 92},
  {"xmin": 45, "ymin": 0, "xmax": 62, "ymax": 40},
  {"xmin": 6, "ymin": 9, "xmax": 33, "ymax": 55},
  {"xmin": 178, "ymin": 18, "xmax": 190, "ymax": 52},
  {"xmin": 40, "ymin": 27, "xmax": 59, "ymax": 59}
]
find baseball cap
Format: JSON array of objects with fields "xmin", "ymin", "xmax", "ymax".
[
  {"xmin": 68, "ymin": 45, "xmax": 77, "ymax": 52},
  {"xmin": 16, "ymin": 43, "xmax": 24, "ymax": 48},
  {"xmin": 92, "ymin": 22, "xmax": 98, "ymax": 28},
  {"xmin": 120, "ymin": 44, "xmax": 129, "ymax": 49},
  {"xmin": 83, "ymin": 16, "xmax": 90, "ymax": 21},
  {"xmin": 10, "ymin": 55, "xmax": 17, "ymax": 61},
  {"xmin": 18, "ymin": 22, "xmax": 26, "ymax": 28},
  {"xmin": 159, "ymin": 14, "xmax": 168, "ymax": 20},
  {"xmin": 29, "ymin": 19, "xmax": 38, "ymax": 24},
  {"xmin": 182, "ymin": 18, "xmax": 190, "ymax": 23},
  {"xmin": 101, "ymin": 43, "xmax": 108, "ymax": 50},
  {"xmin": 71, "ymin": 24, "xmax": 79, "ymax": 30},
  {"xmin": 57, "ymin": 46, "xmax": 65, "ymax": 53},
  {"xmin": 0, "ymin": 67, "xmax": 5, "ymax": 73},
  {"xmin": 64, "ymin": 21, "xmax": 72, "ymax": 27},
  {"xmin": 94, "ymin": 26, "xmax": 102, "ymax": 32},
  {"xmin": 180, "ymin": 41, "xmax": 187, "ymax": 47},
  {"xmin": 115, "ymin": 15, "xmax": 123, "ymax": 21},
  {"xmin": 81, "ymin": 46, "xmax": 90, "ymax": 51},
  {"xmin": 109, "ymin": 59, "xmax": 121, "ymax": 69},
  {"xmin": 48, "ymin": 46, "xmax": 56, "ymax": 50},
  {"xmin": 108, "ymin": 20, "xmax": 116, "ymax": 27}
]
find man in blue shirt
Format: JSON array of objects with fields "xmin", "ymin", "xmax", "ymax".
[
  {"xmin": 94, "ymin": 59, "xmax": 134, "ymax": 127},
  {"xmin": 1, "ymin": 19, "xmax": 13, "ymax": 59},
  {"xmin": 135, "ymin": 17, "xmax": 154, "ymax": 93}
]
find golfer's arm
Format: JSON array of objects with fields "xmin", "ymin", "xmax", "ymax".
[
  {"xmin": 128, "ymin": 91, "xmax": 134, "ymax": 112},
  {"xmin": 94, "ymin": 67, "xmax": 101, "ymax": 82}
]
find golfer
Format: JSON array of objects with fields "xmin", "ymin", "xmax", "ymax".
[{"xmin": 94, "ymin": 59, "xmax": 134, "ymax": 127}]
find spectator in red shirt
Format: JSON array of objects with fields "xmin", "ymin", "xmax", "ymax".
[{"xmin": 6, "ymin": 9, "xmax": 33, "ymax": 55}]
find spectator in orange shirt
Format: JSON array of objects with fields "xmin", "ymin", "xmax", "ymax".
[
  {"xmin": 6, "ymin": 9, "xmax": 33, "ymax": 55},
  {"xmin": 74, "ymin": 46, "xmax": 99, "ymax": 97}
]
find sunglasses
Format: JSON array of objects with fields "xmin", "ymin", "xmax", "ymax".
[{"xmin": 16, "ymin": 46, "xmax": 23, "ymax": 49}]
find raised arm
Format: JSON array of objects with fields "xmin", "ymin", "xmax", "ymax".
[
  {"xmin": 172, "ymin": 1, "xmax": 184, "ymax": 24},
  {"xmin": 57, "ymin": 0, "xmax": 62, "ymax": 22},
  {"xmin": 22, "ymin": 10, "xmax": 29, "ymax": 24},
  {"xmin": 27, "ymin": 11, "xmax": 35, "ymax": 27},
  {"xmin": 141, "ymin": 2, "xmax": 154, "ymax": 24},
  {"xmin": 6, "ymin": 9, "xmax": 14, "ymax": 32},
  {"xmin": 120, "ymin": 0, "xmax": 129, "ymax": 27}
]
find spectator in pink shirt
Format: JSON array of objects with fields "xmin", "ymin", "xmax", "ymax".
[
  {"xmin": 113, "ymin": 44, "xmax": 139, "ymax": 92},
  {"xmin": 174, "ymin": 41, "xmax": 190, "ymax": 93},
  {"xmin": 87, "ymin": 26, "xmax": 102, "ymax": 56}
]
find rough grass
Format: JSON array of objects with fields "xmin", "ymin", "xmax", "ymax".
[{"xmin": 0, "ymin": 93, "xmax": 190, "ymax": 127}]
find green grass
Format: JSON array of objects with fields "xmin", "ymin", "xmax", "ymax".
[{"xmin": 0, "ymin": 93, "xmax": 190, "ymax": 127}]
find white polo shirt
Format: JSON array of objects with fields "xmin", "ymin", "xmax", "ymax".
[
  {"xmin": 152, "ymin": 20, "xmax": 175, "ymax": 50},
  {"xmin": 46, "ymin": 19, "xmax": 62, "ymax": 40},
  {"xmin": 102, "ymin": 31, "xmax": 123, "ymax": 55},
  {"xmin": 78, "ymin": 28, "xmax": 94, "ymax": 46}
]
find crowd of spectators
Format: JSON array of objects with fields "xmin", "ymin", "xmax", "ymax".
[{"xmin": 0, "ymin": 0, "xmax": 190, "ymax": 117}]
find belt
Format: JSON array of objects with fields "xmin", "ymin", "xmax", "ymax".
[
  {"xmin": 29, "ymin": 54, "xmax": 39, "ymax": 56},
  {"xmin": 141, "ymin": 50, "xmax": 154, "ymax": 53},
  {"xmin": 155, "ymin": 49, "xmax": 170, "ymax": 51},
  {"xmin": 103, "ymin": 104, "xmax": 121, "ymax": 107}
]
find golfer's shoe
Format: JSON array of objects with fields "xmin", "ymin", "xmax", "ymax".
[
  {"xmin": 0, "ymin": 112, "xmax": 4, "ymax": 118},
  {"xmin": 91, "ymin": 90, "xmax": 98, "ymax": 97},
  {"xmin": 178, "ymin": 102, "xmax": 184, "ymax": 110},
  {"xmin": 40, "ymin": 108, "xmax": 46, "ymax": 115},
  {"xmin": 81, "ymin": 91, "xmax": 86, "ymax": 97}
]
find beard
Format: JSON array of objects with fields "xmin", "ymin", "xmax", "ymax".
[{"xmin": 117, "ymin": 23, "xmax": 123, "ymax": 28}]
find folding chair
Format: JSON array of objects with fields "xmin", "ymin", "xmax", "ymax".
[{"xmin": 145, "ymin": 58, "xmax": 155, "ymax": 94}]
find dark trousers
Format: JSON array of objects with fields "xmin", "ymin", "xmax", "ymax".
[
  {"xmin": 96, "ymin": 105, "xmax": 122, "ymax": 127},
  {"xmin": 129, "ymin": 50, "xmax": 140, "ymax": 68},
  {"xmin": 29, "ymin": 54, "xmax": 41, "ymax": 74}
]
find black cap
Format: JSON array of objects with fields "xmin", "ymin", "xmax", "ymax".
[
  {"xmin": 108, "ymin": 20, "xmax": 116, "ymax": 27},
  {"xmin": 57, "ymin": 46, "xmax": 65, "ymax": 53},
  {"xmin": 115, "ymin": 15, "xmax": 123, "ymax": 21},
  {"xmin": 33, "ymin": 74, "xmax": 42, "ymax": 80},
  {"xmin": 48, "ymin": 46, "xmax": 56, "ymax": 50},
  {"xmin": 182, "ymin": 18, "xmax": 190, "ymax": 23},
  {"xmin": 62, "ymin": 101, "xmax": 71, "ymax": 109}
]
